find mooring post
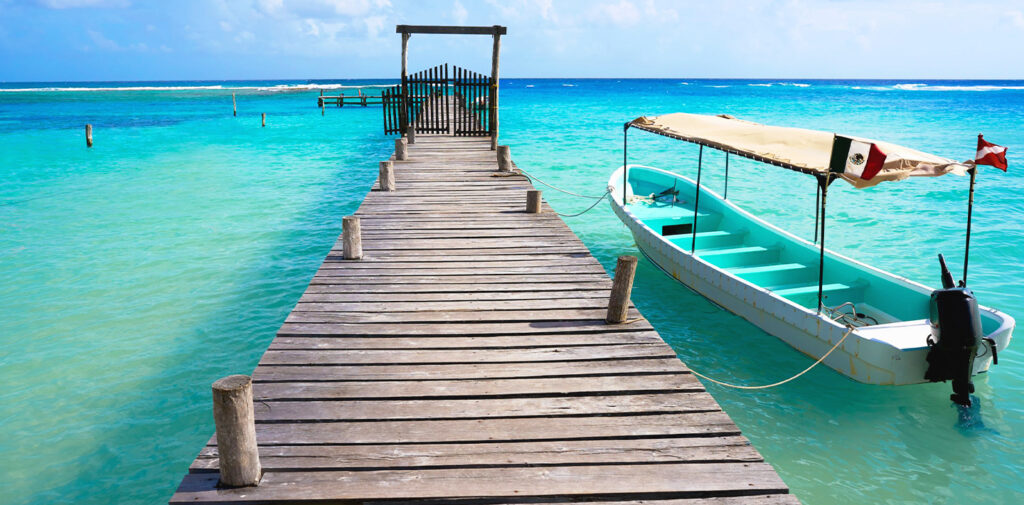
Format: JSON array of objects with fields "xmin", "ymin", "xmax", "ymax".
[
  {"xmin": 379, "ymin": 160, "xmax": 396, "ymax": 192},
  {"xmin": 526, "ymin": 190, "xmax": 542, "ymax": 214},
  {"xmin": 261, "ymin": 113, "xmax": 266, "ymax": 127},
  {"xmin": 343, "ymin": 216, "xmax": 363, "ymax": 260},
  {"xmin": 395, "ymin": 138, "xmax": 408, "ymax": 161},
  {"xmin": 606, "ymin": 255, "xmax": 638, "ymax": 324},
  {"xmin": 232, "ymin": 93, "xmax": 237, "ymax": 117},
  {"xmin": 211, "ymin": 375, "xmax": 261, "ymax": 488},
  {"xmin": 339, "ymin": 93, "xmax": 344, "ymax": 108},
  {"xmin": 497, "ymin": 145, "xmax": 512, "ymax": 172},
  {"xmin": 85, "ymin": 124, "xmax": 93, "ymax": 148},
  {"xmin": 406, "ymin": 124, "xmax": 416, "ymax": 144}
]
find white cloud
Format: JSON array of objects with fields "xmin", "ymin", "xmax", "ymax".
[
  {"xmin": 363, "ymin": 15, "xmax": 385, "ymax": 38},
  {"xmin": 1009, "ymin": 10, "xmax": 1024, "ymax": 29},
  {"xmin": 87, "ymin": 29, "xmax": 121, "ymax": 50},
  {"xmin": 452, "ymin": 0, "xmax": 468, "ymax": 24},
  {"xmin": 219, "ymin": 20, "xmax": 233, "ymax": 32},
  {"xmin": 592, "ymin": 0, "xmax": 641, "ymax": 26}
]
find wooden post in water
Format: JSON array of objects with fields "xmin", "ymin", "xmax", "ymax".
[
  {"xmin": 497, "ymin": 145, "xmax": 512, "ymax": 172},
  {"xmin": 232, "ymin": 93, "xmax": 237, "ymax": 117},
  {"xmin": 395, "ymin": 138, "xmax": 408, "ymax": 160},
  {"xmin": 342, "ymin": 216, "xmax": 362, "ymax": 260},
  {"xmin": 211, "ymin": 375, "xmax": 261, "ymax": 488},
  {"xmin": 606, "ymin": 255, "xmax": 638, "ymax": 324},
  {"xmin": 490, "ymin": 26, "xmax": 501, "ymax": 150},
  {"xmin": 526, "ymin": 190, "xmax": 542, "ymax": 214},
  {"xmin": 406, "ymin": 124, "xmax": 416, "ymax": 144},
  {"xmin": 261, "ymin": 113, "xmax": 266, "ymax": 127},
  {"xmin": 379, "ymin": 160, "xmax": 396, "ymax": 192},
  {"xmin": 85, "ymin": 124, "xmax": 93, "ymax": 148}
]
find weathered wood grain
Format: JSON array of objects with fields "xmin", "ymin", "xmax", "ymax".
[{"xmin": 171, "ymin": 133, "xmax": 793, "ymax": 505}]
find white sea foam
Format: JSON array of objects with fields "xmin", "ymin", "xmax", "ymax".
[
  {"xmin": 525, "ymin": 84, "xmax": 535, "ymax": 88},
  {"xmin": 708, "ymin": 85, "xmax": 730, "ymax": 88},
  {"xmin": 748, "ymin": 83, "xmax": 772, "ymax": 87},
  {"xmin": 0, "ymin": 83, "xmax": 394, "ymax": 93},
  {"xmin": 887, "ymin": 83, "xmax": 1024, "ymax": 92},
  {"xmin": 562, "ymin": 83, "xmax": 577, "ymax": 87}
]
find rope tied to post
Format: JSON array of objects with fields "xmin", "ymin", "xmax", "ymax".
[{"xmin": 688, "ymin": 326, "xmax": 855, "ymax": 390}]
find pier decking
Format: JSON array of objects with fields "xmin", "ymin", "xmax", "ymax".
[{"xmin": 169, "ymin": 134, "xmax": 797, "ymax": 504}]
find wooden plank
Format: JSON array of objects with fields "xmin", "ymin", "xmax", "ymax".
[
  {"xmin": 283, "ymin": 307, "xmax": 645, "ymax": 324},
  {"xmin": 252, "ymin": 358, "xmax": 688, "ymax": 382},
  {"xmin": 172, "ymin": 463, "xmax": 787, "ymax": 503},
  {"xmin": 260, "ymin": 343, "xmax": 674, "ymax": 365},
  {"xmin": 191, "ymin": 436, "xmax": 761, "ymax": 472},
  {"xmin": 277, "ymin": 319, "xmax": 652, "ymax": 336},
  {"xmin": 251, "ymin": 374, "xmax": 703, "ymax": 401},
  {"xmin": 297, "ymin": 289, "xmax": 612, "ymax": 302},
  {"xmin": 292, "ymin": 298, "xmax": 615, "ymax": 312},
  {"xmin": 268, "ymin": 332, "xmax": 659, "ymax": 349}
]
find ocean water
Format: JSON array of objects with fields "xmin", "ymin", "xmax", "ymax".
[{"xmin": 1, "ymin": 79, "xmax": 1022, "ymax": 504}]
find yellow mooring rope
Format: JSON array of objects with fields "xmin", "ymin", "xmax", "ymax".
[{"xmin": 688, "ymin": 326, "xmax": 855, "ymax": 390}]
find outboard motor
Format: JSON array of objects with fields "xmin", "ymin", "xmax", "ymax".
[{"xmin": 924, "ymin": 254, "xmax": 984, "ymax": 406}]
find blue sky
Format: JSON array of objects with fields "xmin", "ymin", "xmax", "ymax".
[{"xmin": 2, "ymin": 0, "xmax": 1024, "ymax": 81}]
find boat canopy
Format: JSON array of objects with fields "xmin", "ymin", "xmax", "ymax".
[{"xmin": 630, "ymin": 113, "xmax": 971, "ymax": 188}]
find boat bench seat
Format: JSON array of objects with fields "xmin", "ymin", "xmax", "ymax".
[
  {"xmin": 768, "ymin": 281, "xmax": 865, "ymax": 308},
  {"xmin": 771, "ymin": 282, "xmax": 851, "ymax": 297},
  {"xmin": 668, "ymin": 230, "xmax": 746, "ymax": 249},
  {"xmin": 696, "ymin": 245, "xmax": 782, "ymax": 268},
  {"xmin": 727, "ymin": 262, "xmax": 811, "ymax": 286}
]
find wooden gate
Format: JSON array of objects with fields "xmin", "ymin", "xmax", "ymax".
[{"xmin": 382, "ymin": 64, "xmax": 493, "ymax": 137}]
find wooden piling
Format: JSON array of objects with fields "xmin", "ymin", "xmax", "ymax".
[
  {"xmin": 211, "ymin": 375, "xmax": 261, "ymax": 488},
  {"xmin": 497, "ymin": 145, "xmax": 512, "ymax": 172},
  {"xmin": 342, "ymin": 216, "xmax": 362, "ymax": 260},
  {"xmin": 395, "ymin": 138, "xmax": 408, "ymax": 160},
  {"xmin": 85, "ymin": 124, "xmax": 93, "ymax": 148},
  {"xmin": 606, "ymin": 255, "xmax": 638, "ymax": 324},
  {"xmin": 379, "ymin": 160, "xmax": 396, "ymax": 192},
  {"xmin": 261, "ymin": 113, "xmax": 266, "ymax": 127},
  {"xmin": 526, "ymin": 190, "xmax": 542, "ymax": 214},
  {"xmin": 406, "ymin": 124, "xmax": 416, "ymax": 145},
  {"xmin": 232, "ymin": 93, "xmax": 237, "ymax": 117}
]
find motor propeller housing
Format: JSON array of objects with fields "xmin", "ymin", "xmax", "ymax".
[{"xmin": 924, "ymin": 254, "xmax": 985, "ymax": 406}]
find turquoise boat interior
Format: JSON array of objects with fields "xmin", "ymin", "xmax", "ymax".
[{"xmin": 622, "ymin": 165, "xmax": 1002, "ymax": 334}]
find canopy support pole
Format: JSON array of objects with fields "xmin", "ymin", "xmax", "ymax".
[
  {"xmin": 963, "ymin": 166, "xmax": 977, "ymax": 284},
  {"xmin": 623, "ymin": 123, "xmax": 629, "ymax": 203},
  {"xmin": 724, "ymin": 153, "xmax": 730, "ymax": 200},
  {"xmin": 691, "ymin": 145, "xmax": 704, "ymax": 253},
  {"xmin": 817, "ymin": 174, "xmax": 830, "ymax": 313},
  {"xmin": 813, "ymin": 183, "xmax": 820, "ymax": 243}
]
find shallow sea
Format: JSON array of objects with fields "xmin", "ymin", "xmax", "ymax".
[{"xmin": 1, "ymin": 79, "xmax": 1022, "ymax": 504}]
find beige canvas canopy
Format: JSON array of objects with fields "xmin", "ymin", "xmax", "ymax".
[{"xmin": 631, "ymin": 113, "xmax": 971, "ymax": 188}]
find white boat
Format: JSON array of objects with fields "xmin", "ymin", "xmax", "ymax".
[{"xmin": 610, "ymin": 113, "xmax": 1014, "ymax": 404}]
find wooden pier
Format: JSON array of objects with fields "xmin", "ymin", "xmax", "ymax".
[
  {"xmin": 318, "ymin": 92, "xmax": 383, "ymax": 107},
  {"xmin": 169, "ymin": 130, "xmax": 797, "ymax": 504}
]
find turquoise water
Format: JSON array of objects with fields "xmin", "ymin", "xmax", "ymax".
[{"xmin": 2, "ymin": 79, "xmax": 1022, "ymax": 504}]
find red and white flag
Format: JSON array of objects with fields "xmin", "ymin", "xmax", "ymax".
[{"xmin": 976, "ymin": 135, "xmax": 1008, "ymax": 171}]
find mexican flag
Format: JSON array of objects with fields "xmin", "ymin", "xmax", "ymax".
[{"xmin": 829, "ymin": 135, "xmax": 887, "ymax": 180}]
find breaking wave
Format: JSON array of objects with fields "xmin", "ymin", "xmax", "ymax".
[{"xmin": 0, "ymin": 83, "xmax": 395, "ymax": 93}]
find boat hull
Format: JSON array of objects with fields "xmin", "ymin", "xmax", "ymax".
[{"xmin": 609, "ymin": 165, "xmax": 1014, "ymax": 386}]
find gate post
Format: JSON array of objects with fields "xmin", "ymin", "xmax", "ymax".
[{"xmin": 490, "ymin": 27, "xmax": 501, "ymax": 150}]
